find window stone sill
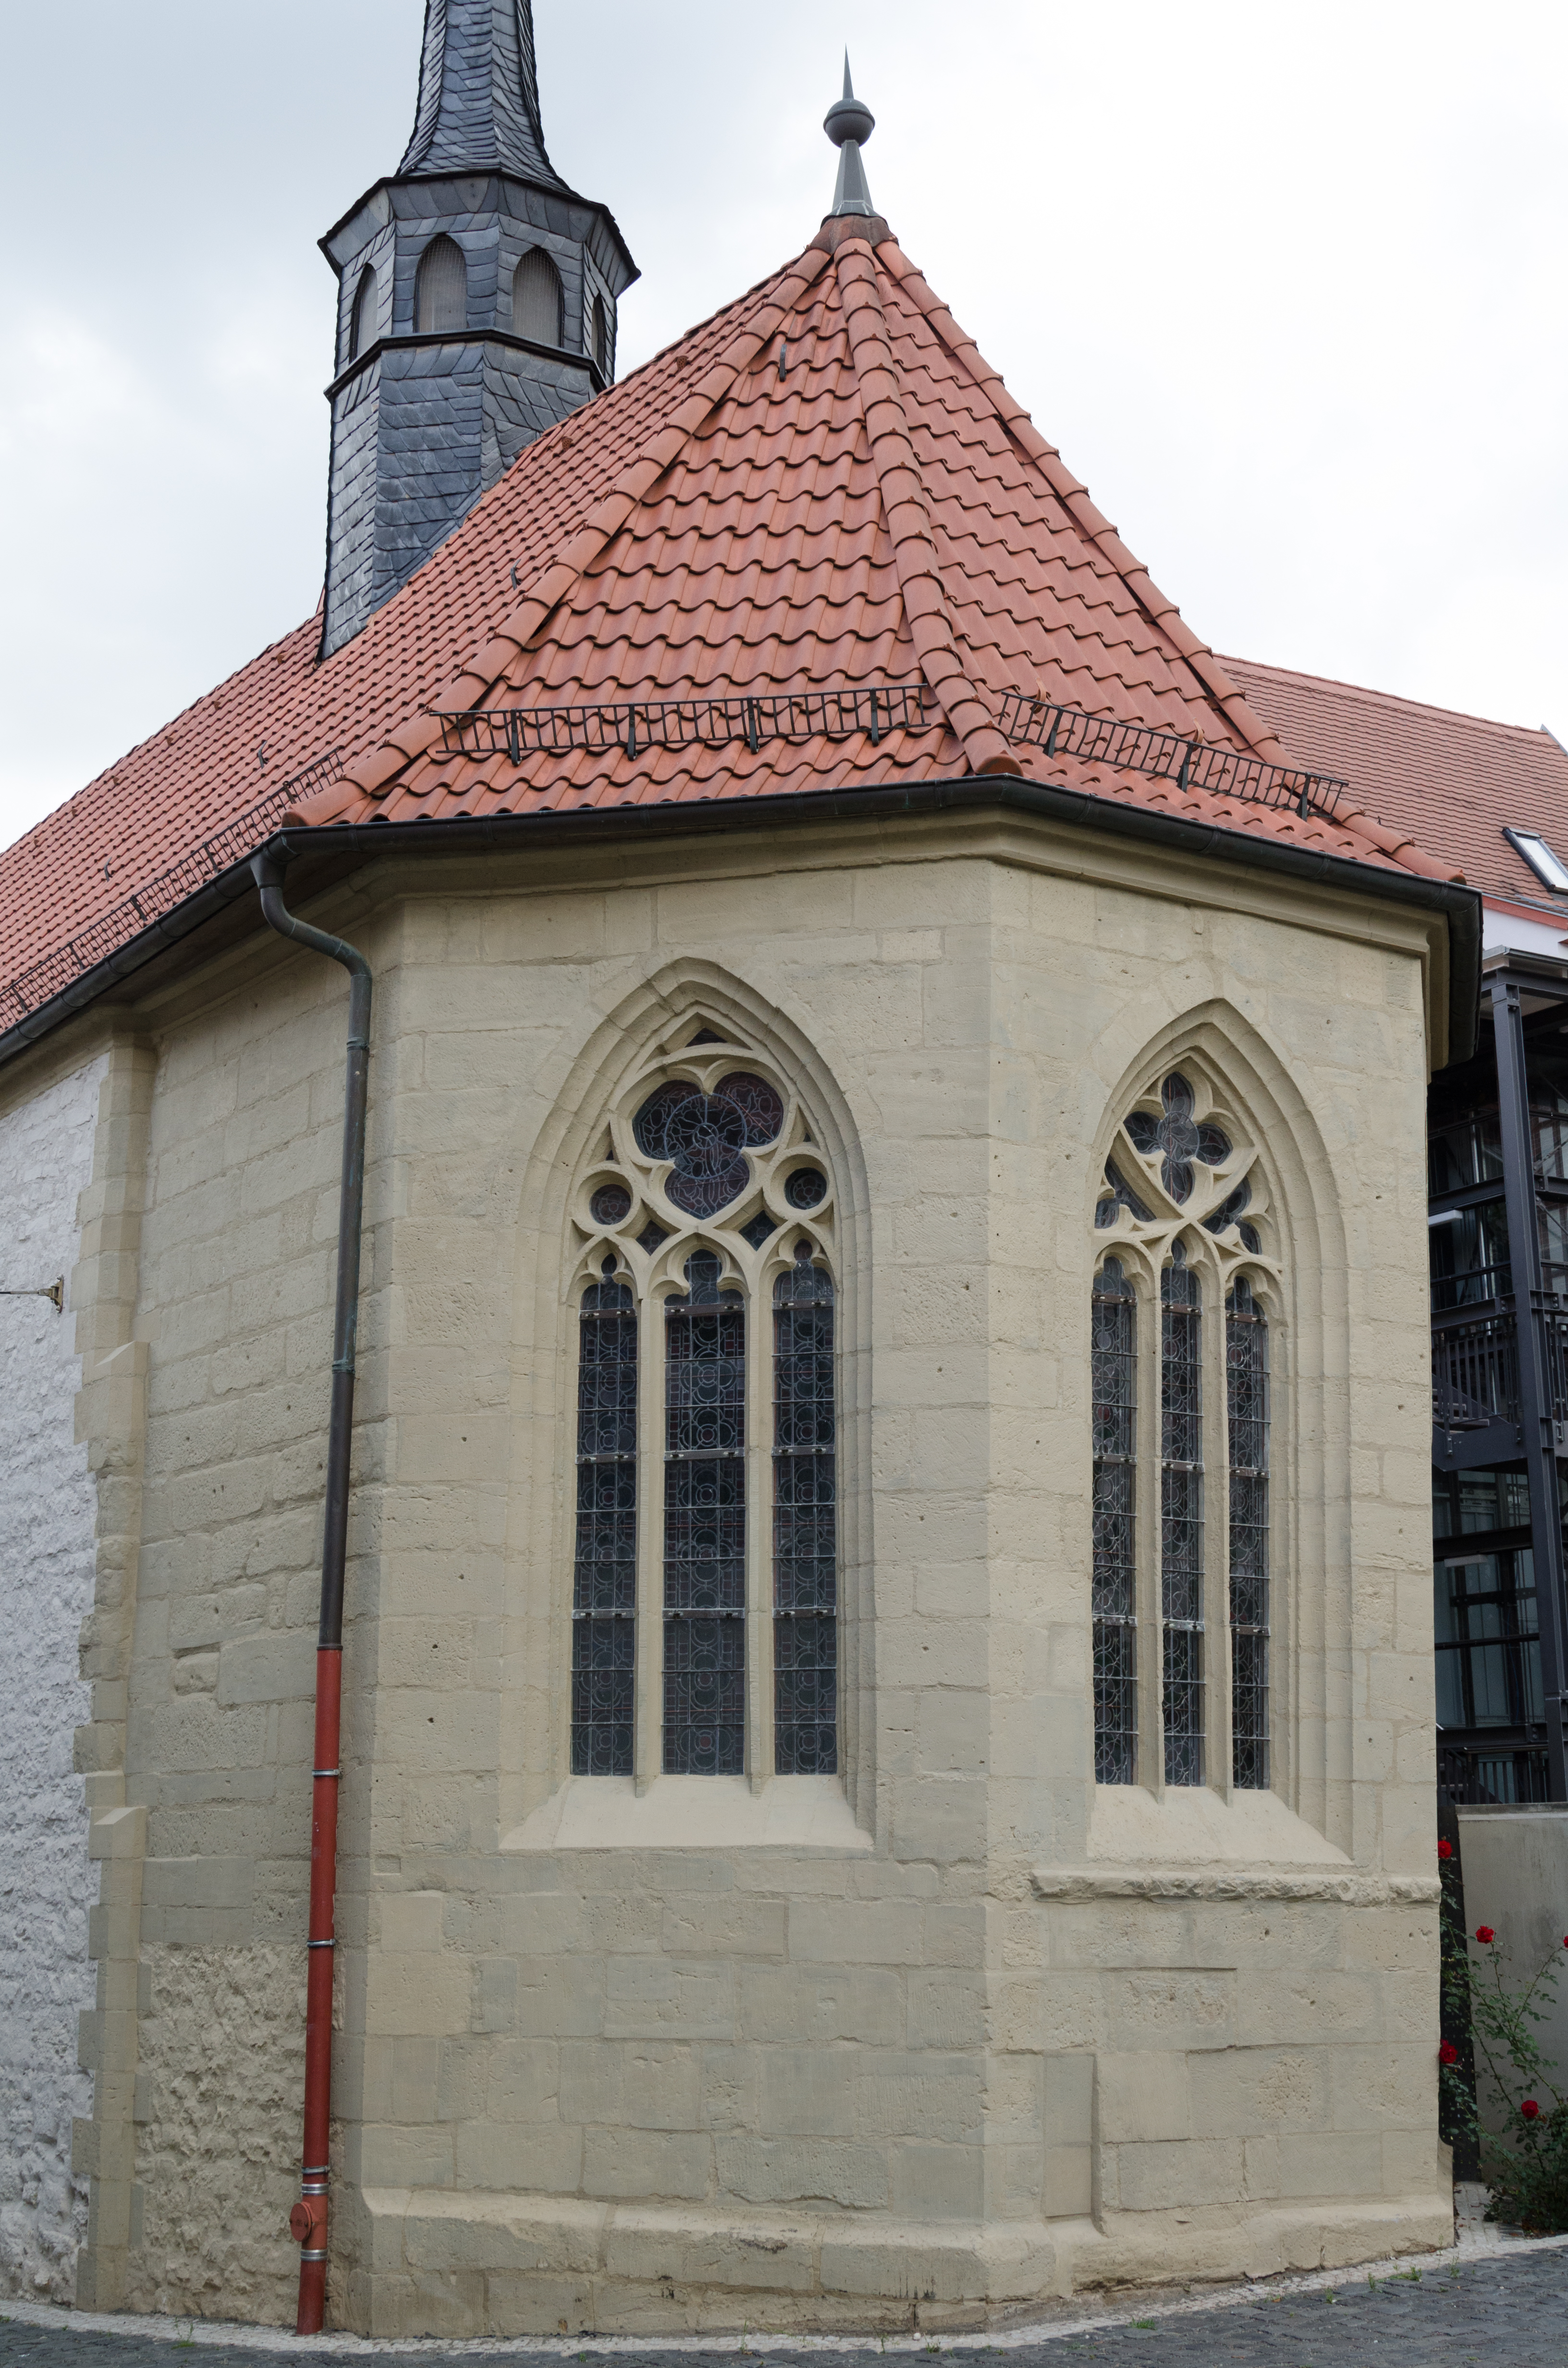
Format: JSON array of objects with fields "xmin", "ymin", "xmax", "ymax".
[{"xmin": 502, "ymin": 1772, "xmax": 873, "ymax": 1852}]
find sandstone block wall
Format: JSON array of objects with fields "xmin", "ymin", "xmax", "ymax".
[{"xmin": 41, "ymin": 813, "xmax": 1450, "ymax": 2329}]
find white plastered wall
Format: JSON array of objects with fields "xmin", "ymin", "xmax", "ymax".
[{"xmin": 0, "ymin": 1054, "xmax": 107, "ymax": 2299}]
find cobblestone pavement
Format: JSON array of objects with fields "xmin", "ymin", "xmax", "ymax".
[{"xmin": 3, "ymin": 2250, "xmax": 1568, "ymax": 2368}]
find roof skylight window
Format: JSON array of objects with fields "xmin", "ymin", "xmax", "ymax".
[{"xmin": 1504, "ymin": 828, "xmax": 1568, "ymax": 894}]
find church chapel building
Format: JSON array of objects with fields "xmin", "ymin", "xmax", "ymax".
[{"xmin": 0, "ymin": 1, "xmax": 1497, "ymax": 2336}]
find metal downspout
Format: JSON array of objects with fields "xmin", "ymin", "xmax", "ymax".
[{"xmin": 251, "ymin": 851, "xmax": 372, "ymax": 2332}]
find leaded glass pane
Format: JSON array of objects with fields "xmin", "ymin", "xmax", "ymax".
[
  {"xmin": 1226, "ymin": 1277, "xmax": 1270, "ymax": 1789},
  {"xmin": 634, "ymin": 1073, "xmax": 783, "ymax": 1218},
  {"xmin": 1126, "ymin": 1073, "xmax": 1230, "ymax": 1206},
  {"xmin": 1161, "ymin": 1246, "xmax": 1204, "ymax": 1785},
  {"xmin": 572, "ymin": 1266, "xmax": 636, "ymax": 1775},
  {"xmin": 664, "ymin": 1253, "xmax": 745, "ymax": 1772},
  {"xmin": 774, "ymin": 1250, "xmax": 837, "ymax": 1774},
  {"xmin": 1091, "ymin": 1258, "xmax": 1137, "ymax": 1784}
]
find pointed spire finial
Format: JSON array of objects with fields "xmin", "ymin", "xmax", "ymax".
[{"xmin": 823, "ymin": 52, "xmax": 876, "ymax": 219}]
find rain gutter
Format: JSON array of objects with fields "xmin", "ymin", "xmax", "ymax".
[{"xmin": 0, "ymin": 772, "xmax": 1481, "ymax": 1074}]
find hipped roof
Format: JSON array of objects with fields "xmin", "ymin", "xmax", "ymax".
[{"xmin": 0, "ymin": 223, "xmax": 1462, "ymax": 1030}]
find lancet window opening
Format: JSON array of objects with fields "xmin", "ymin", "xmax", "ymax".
[
  {"xmin": 1091, "ymin": 1065, "xmax": 1280, "ymax": 1794},
  {"xmin": 1226, "ymin": 1278, "xmax": 1271, "ymax": 1789},
  {"xmin": 1161, "ymin": 1244, "xmax": 1205, "ymax": 1787},
  {"xmin": 571, "ymin": 1259, "xmax": 637, "ymax": 1773},
  {"xmin": 567, "ymin": 1026, "xmax": 840, "ymax": 1779},
  {"xmin": 1091, "ymin": 1259, "xmax": 1138, "ymax": 1784}
]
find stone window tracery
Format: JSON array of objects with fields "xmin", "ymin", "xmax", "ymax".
[
  {"xmin": 1091, "ymin": 1066, "xmax": 1279, "ymax": 1793},
  {"xmin": 567, "ymin": 1022, "xmax": 838, "ymax": 1780}
]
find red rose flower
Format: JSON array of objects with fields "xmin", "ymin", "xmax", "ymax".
[
  {"xmin": 1522, "ymin": 2098, "xmax": 1541, "ymax": 2121},
  {"xmin": 1438, "ymin": 1837, "xmax": 1453, "ymax": 1860},
  {"xmin": 1439, "ymin": 2041, "xmax": 1458, "ymax": 2065},
  {"xmin": 1475, "ymin": 1926, "xmax": 1495, "ymax": 1945}
]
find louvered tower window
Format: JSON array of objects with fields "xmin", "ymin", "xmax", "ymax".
[
  {"xmin": 416, "ymin": 235, "xmax": 467, "ymax": 333},
  {"xmin": 1091, "ymin": 1258, "xmax": 1138, "ymax": 1783},
  {"xmin": 1226, "ymin": 1278, "xmax": 1270, "ymax": 1788},
  {"xmin": 592, "ymin": 292, "xmax": 609, "ymax": 375},
  {"xmin": 349, "ymin": 265, "xmax": 378, "ymax": 360},
  {"xmin": 513, "ymin": 247, "xmax": 563, "ymax": 345}
]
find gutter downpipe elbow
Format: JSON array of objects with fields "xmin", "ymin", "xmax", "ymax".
[{"xmin": 251, "ymin": 849, "xmax": 371, "ymax": 2337}]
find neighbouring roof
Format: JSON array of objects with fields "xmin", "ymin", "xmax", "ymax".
[
  {"xmin": 1224, "ymin": 655, "xmax": 1568, "ymax": 916},
  {"xmin": 0, "ymin": 223, "xmax": 1464, "ymax": 1039}
]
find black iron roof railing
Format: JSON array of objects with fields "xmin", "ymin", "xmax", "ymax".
[
  {"xmin": 0, "ymin": 750, "xmax": 343, "ymax": 1030},
  {"xmin": 437, "ymin": 682, "xmax": 939, "ymax": 766},
  {"xmin": 997, "ymin": 694, "xmax": 1351, "ymax": 823}
]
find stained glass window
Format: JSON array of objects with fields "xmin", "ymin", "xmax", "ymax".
[
  {"xmin": 1161, "ymin": 1244, "xmax": 1204, "ymax": 1785},
  {"xmin": 635, "ymin": 1073, "xmax": 783, "ymax": 1218},
  {"xmin": 663, "ymin": 1252, "xmax": 746, "ymax": 1772},
  {"xmin": 1127, "ymin": 1073, "xmax": 1230, "ymax": 1205},
  {"xmin": 1226, "ymin": 1278, "xmax": 1269, "ymax": 1788},
  {"xmin": 1091, "ymin": 1259, "xmax": 1138, "ymax": 1784},
  {"xmin": 572, "ymin": 1259, "xmax": 637, "ymax": 1775},
  {"xmin": 773, "ymin": 1246, "xmax": 837, "ymax": 1773}
]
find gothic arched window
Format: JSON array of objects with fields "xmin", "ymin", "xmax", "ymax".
[
  {"xmin": 416, "ymin": 235, "xmax": 467, "ymax": 334},
  {"xmin": 349, "ymin": 264, "xmax": 379, "ymax": 361},
  {"xmin": 592, "ymin": 292, "xmax": 610, "ymax": 377},
  {"xmin": 569, "ymin": 1025, "xmax": 839, "ymax": 1780},
  {"xmin": 513, "ymin": 247, "xmax": 563, "ymax": 345},
  {"xmin": 1090, "ymin": 1067, "xmax": 1278, "ymax": 1791}
]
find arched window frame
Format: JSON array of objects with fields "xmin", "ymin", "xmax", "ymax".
[
  {"xmin": 512, "ymin": 245, "xmax": 564, "ymax": 347},
  {"xmin": 1091, "ymin": 1063, "xmax": 1283, "ymax": 1798},
  {"xmin": 415, "ymin": 234, "xmax": 468, "ymax": 335},
  {"xmin": 564, "ymin": 1020, "xmax": 840, "ymax": 1788},
  {"xmin": 348, "ymin": 263, "xmax": 380, "ymax": 363}
]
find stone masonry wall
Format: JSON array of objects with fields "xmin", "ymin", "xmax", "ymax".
[
  {"xmin": 99, "ymin": 815, "xmax": 1449, "ymax": 2329},
  {"xmin": 0, "ymin": 1053, "xmax": 108, "ymax": 2299}
]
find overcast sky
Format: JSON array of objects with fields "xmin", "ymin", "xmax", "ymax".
[{"xmin": 0, "ymin": 0, "xmax": 1563, "ymax": 852}]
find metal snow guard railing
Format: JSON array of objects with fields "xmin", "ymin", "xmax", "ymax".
[
  {"xmin": 998, "ymin": 694, "xmax": 1351, "ymax": 822},
  {"xmin": 437, "ymin": 681, "xmax": 939, "ymax": 766},
  {"xmin": 0, "ymin": 749, "xmax": 343, "ymax": 1030}
]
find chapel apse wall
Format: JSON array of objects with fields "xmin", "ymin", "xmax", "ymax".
[{"xmin": 69, "ymin": 822, "xmax": 1449, "ymax": 2329}]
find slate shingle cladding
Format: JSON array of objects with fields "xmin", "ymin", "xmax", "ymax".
[{"xmin": 320, "ymin": 0, "xmax": 637, "ymax": 656}]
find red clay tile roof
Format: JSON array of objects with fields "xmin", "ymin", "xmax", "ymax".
[
  {"xmin": 0, "ymin": 228, "xmax": 1459, "ymax": 1032},
  {"xmin": 1223, "ymin": 654, "xmax": 1568, "ymax": 915}
]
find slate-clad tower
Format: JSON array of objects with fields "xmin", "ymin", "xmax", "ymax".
[{"xmin": 319, "ymin": 0, "xmax": 637, "ymax": 655}]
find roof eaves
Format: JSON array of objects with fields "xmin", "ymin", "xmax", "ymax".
[{"xmin": 0, "ymin": 772, "xmax": 1481, "ymax": 1081}]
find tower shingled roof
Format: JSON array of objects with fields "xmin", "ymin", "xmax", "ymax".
[{"xmin": 399, "ymin": 0, "xmax": 565, "ymax": 189}]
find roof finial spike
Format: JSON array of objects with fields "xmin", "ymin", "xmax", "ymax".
[{"xmin": 823, "ymin": 53, "xmax": 877, "ymax": 219}]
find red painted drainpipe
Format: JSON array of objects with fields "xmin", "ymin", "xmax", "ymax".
[{"xmin": 252, "ymin": 851, "xmax": 372, "ymax": 2335}]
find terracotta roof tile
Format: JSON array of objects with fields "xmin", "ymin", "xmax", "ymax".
[
  {"xmin": 0, "ymin": 230, "xmax": 1462, "ymax": 1025},
  {"xmin": 1222, "ymin": 655, "xmax": 1568, "ymax": 911}
]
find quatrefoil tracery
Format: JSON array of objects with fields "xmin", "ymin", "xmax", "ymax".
[{"xmin": 1097, "ymin": 1068, "xmax": 1265, "ymax": 1257}]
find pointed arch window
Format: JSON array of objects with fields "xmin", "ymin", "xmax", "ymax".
[
  {"xmin": 1226, "ymin": 1278, "xmax": 1270, "ymax": 1788},
  {"xmin": 416, "ymin": 235, "xmax": 468, "ymax": 334},
  {"xmin": 567, "ymin": 1031, "xmax": 839, "ymax": 1780},
  {"xmin": 349, "ymin": 264, "xmax": 379, "ymax": 361},
  {"xmin": 592, "ymin": 292, "xmax": 610, "ymax": 376},
  {"xmin": 513, "ymin": 247, "xmax": 563, "ymax": 345},
  {"xmin": 572, "ymin": 1259, "xmax": 637, "ymax": 1774},
  {"xmin": 1090, "ymin": 1068, "xmax": 1278, "ymax": 1793},
  {"xmin": 1091, "ymin": 1258, "xmax": 1138, "ymax": 1784}
]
